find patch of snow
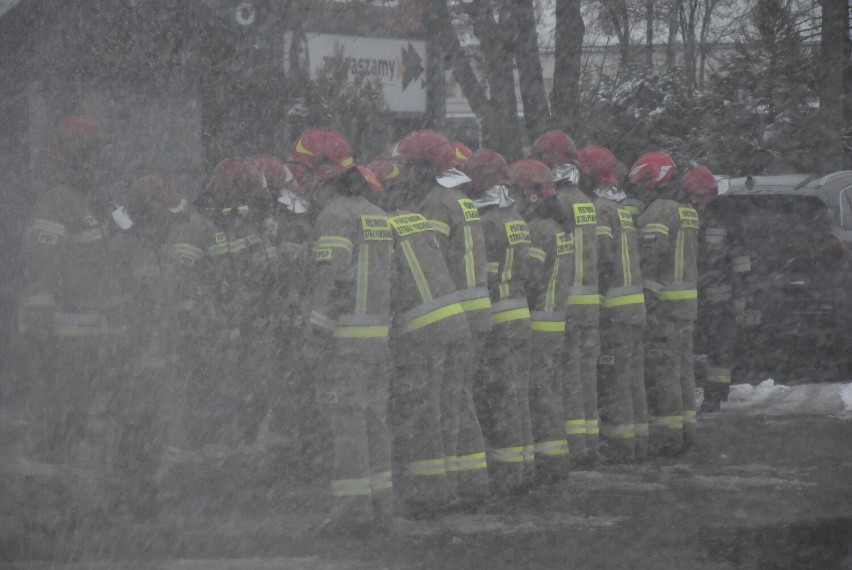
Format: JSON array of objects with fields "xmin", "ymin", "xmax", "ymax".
[
  {"xmin": 689, "ymin": 475, "xmax": 818, "ymax": 492},
  {"xmin": 722, "ymin": 380, "xmax": 852, "ymax": 416},
  {"xmin": 392, "ymin": 512, "xmax": 625, "ymax": 537}
]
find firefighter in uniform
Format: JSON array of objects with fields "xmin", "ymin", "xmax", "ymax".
[
  {"xmin": 509, "ymin": 159, "xmax": 572, "ymax": 482},
  {"xmin": 531, "ymin": 131, "xmax": 599, "ymax": 466},
  {"xmin": 295, "ymin": 129, "xmax": 394, "ymax": 533},
  {"xmin": 250, "ymin": 155, "xmax": 316, "ymax": 481},
  {"xmin": 407, "ymin": 132, "xmax": 491, "ymax": 501},
  {"xmin": 683, "ymin": 166, "xmax": 750, "ymax": 412},
  {"xmin": 466, "ymin": 149, "xmax": 534, "ymax": 493},
  {"xmin": 367, "ymin": 153, "xmax": 477, "ymax": 518},
  {"xmin": 578, "ymin": 146, "xmax": 648, "ymax": 462},
  {"xmin": 18, "ymin": 116, "xmax": 112, "ymax": 527},
  {"xmin": 631, "ymin": 151, "xmax": 699, "ymax": 457},
  {"xmin": 106, "ymin": 174, "xmax": 186, "ymax": 517}
]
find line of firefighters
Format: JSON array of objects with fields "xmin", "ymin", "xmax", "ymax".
[{"xmin": 13, "ymin": 116, "xmax": 749, "ymax": 534}]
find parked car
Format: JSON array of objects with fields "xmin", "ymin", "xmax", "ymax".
[{"xmin": 716, "ymin": 171, "xmax": 852, "ymax": 382}]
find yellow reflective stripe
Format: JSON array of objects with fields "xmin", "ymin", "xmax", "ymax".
[
  {"xmin": 544, "ymin": 256, "xmax": 560, "ymax": 312},
  {"xmin": 707, "ymin": 367, "xmax": 732, "ymax": 384},
  {"xmin": 684, "ymin": 410, "xmax": 697, "ymax": 425},
  {"xmin": 178, "ymin": 299, "xmax": 195, "ymax": 311},
  {"xmin": 317, "ymin": 235, "xmax": 354, "ymax": 252},
  {"xmin": 601, "ymin": 424, "xmax": 636, "ymax": 439},
  {"xmin": 644, "ymin": 223, "xmax": 670, "ymax": 236},
  {"xmin": 523, "ymin": 445, "xmax": 535, "ymax": 462},
  {"xmin": 634, "ymin": 423, "xmax": 649, "ymax": 437},
  {"xmin": 31, "ymin": 219, "xmax": 69, "ymax": 239},
  {"xmin": 643, "ymin": 280, "xmax": 664, "ymax": 295},
  {"xmin": 406, "ymin": 458, "xmax": 447, "ymax": 477},
  {"xmin": 23, "ymin": 294, "xmax": 55, "ymax": 307},
  {"xmin": 14, "ymin": 458, "xmax": 65, "ymax": 478},
  {"xmin": 602, "ymin": 293, "xmax": 645, "ymax": 308},
  {"xmin": 430, "ymin": 219, "xmax": 450, "ymax": 236},
  {"xmin": 454, "ymin": 451, "xmax": 487, "ymax": 471},
  {"xmin": 399, "ymin": 302, "xmax": 464, "ymax": 334},
  {"xmin": 596, "ymin": 225, "xmax": 613, "ymax": 238},
  {"xmin": 528, "ymin": 247, "xmax": 546, "ymax": 263},
  {"xmin": 220, "ymin": 327, "xmax": 241, "ymax": 341},
  {"xmin": 491, "ymin": 307, "xmax": 530, "ymax": 325},
  {"xmin": 331, "ymin": 477, "xmax": 373, "ymax": 497},
  {"xmin": 650, "ymin": 415, "xmax": 684, "ymax": 430},
  {"xmin": 573, "ymin": 228, "xmax": 584, "ymax": 286},
  {"xmin": 371, "ymin": 471, "xmax": 393, "ymax": 491},
  {"xmin": 565, "ymin": 419, "xmax": 588, "ymax": 435},
  {"xmin": 460, "ymin": 297, "xmax": 491, "ymax": 312},
  {"xmin": 72, "ymin": 228, "xmax": 104, "ymax": 244},
  {"xmin": 675, "ymin": 230, "xmax": 685, "ymax": 281},
  {"xmin": 207, "ymin": 242, "xmax": 229, "ymax": 256},
  {"xmin": 531, "ymin": 320, "xmax": 566, "ymax": 332},
  {"xmin": 732, "ymin": 255, "xmax": 751, "ymax": 273},
  {"xmin": 355, "ymin": 245, "xmax": 369, "ymax": 314},
  {"xmin": 487, "ymin": 262, "xmax": 500, "ymax": 274},
  {"xmin": 534, "ymin": 439, "xmax": 569, "ymax": 457},
  {"xmin": 310, "ymin": 310, "xmax": 337, "ymax": 333},
  {"xmin": 463, "ymin": 225, "xmax": 476, "ymax": 288},
  {"xmin": 229, "ymin": 238, "xmax": 247, "ymax": 253},
  {"xmin": 660, "ymin": 289, "xmax": 697, "ymax": 301},
  {"xmin": 568, "ymin": 294, "xmax": 601, "ymax": 305},
  {"xmin": 333, "ymin": 325, "xmax": 388, "ymax": 338},
  {"xmin": 621, "ymin": 232, "xmax": 632, "ymax": 286},
  {"xmin": 174, "ymin": 243, "xmax": 205, "ymax": 260},
  {"xmin": 586, "ymin": 419, "xmax": 600, "ymax": 435},
  {"xmin": 53, "ymin": 323, "xmax": 108, "ymax": 337},
  {"xmin": 499, "ymin": 248, "xmax": 514, "ymax": 299},
  {"xmin": 490, "ymin": 446, "xmax": 525, "ymax": 463},
  {"xmin": 400, "ymin": 240, "xmax": 433, "ymax": 303}
]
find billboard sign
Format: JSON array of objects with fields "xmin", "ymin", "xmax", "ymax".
[{"xmin": 304, "ymin": 33, "xmax": 427, "ymax": 113}]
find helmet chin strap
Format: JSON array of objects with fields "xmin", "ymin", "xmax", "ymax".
[{"xmin": 473, "ymin": 185, "xmax": 514, "ymax": 209}]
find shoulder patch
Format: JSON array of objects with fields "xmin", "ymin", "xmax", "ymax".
[
  {"xmin": 573, "ymin": 203, "xmax": 597, "ymax": 225},
  {"xmin": 555, "ymin": 231, "xmax": 573, "ymax": 255},
  {"xmin": 215, "ymin": 232, "xmax": 227, "ymax": 244},
  {"xmin": 678, "ymin": 207, "xmax": 699, "ymax": 229},
  {"xmin": 388, "ymin": 213, "xmax": 431, "ymax": 237},
  {"xmin": 505, "ymin": 220, "xmax": 531, "ymax": 245},
  {"xmin": 361, "ymin": 215, "xmax": 392, "ymax": 241},
  {"xmin": 617, "ymin": 208, "xmax": 636, "ymax": 231},
  {"xmin": 458, "ymin": 199, "xmax": 480, "ymax": 223}
]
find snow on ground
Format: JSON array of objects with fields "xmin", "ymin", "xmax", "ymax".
[{"xmin": 722, "ymin": 380, "xmax": 852, "ymax": 415}]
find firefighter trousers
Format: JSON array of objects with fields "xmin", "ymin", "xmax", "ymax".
[
  {"xmin": 390, "ymin": 333, "xmax": 452, "ymax": 516},
  {"xmin": 696, "ymin": 301, "xmax": 736, "ymax": 409},
  {"xmin": 475, "ymin": 318, "xmax": 533, "ymax": 494},
  {"xmin": 564, "ymin": 324, "xmax": 600, "ymax": 465},
  {"xmin": 561, "ymin": 324, "xmax": 587, "ymax": 464},
  {"xmin": 529, "ymin": 329, "xmax": 570, "ymax": 482},
  {"xmin": 316, "ymin": 344, "xmax": 394, "ymax": 525},
  {"xmin": 644, "ymin": 318, "xmax": 695, "ymax": 456},
  {"xmin": 597, "ymin": 322, "xmax": 643, "ymax": 463}
]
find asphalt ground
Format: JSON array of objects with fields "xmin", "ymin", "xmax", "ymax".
[{"xmin": 2, "ymin": 412, "xmax": 852, "ymax": 569}]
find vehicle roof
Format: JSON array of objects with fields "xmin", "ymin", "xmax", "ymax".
[{"xmin": 724, "ymin": 171, "xmax": 852, "ymax": 203}]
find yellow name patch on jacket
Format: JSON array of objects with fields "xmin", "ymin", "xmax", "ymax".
[
  {"xmin": 388, "ymin": 213, "xmax": 431, "ymax": 236},
  {"xmin": 679, "ymin": 207, "xmax": 699, "ymax": 229},
  {"xmin": 556, "ymin": 231, "xmax": 574, "ymax": 255},
  {"xmin": 505, "ymin": 220, "xmax": 531, "ymax": 245},
  {"xmin": 361, "ymin": 215, "xmax": 392, "ymax": 240},
  {"xmin": 458, "ymin": 199, "xmax": 481, "ymax": 223},
  {"xmin": 573, "ymin": 203, "xmax": 597, "ymax": 225},
  {"xmin": 617, "ymin": 208, "xmax": 636, "ymax": 231}
]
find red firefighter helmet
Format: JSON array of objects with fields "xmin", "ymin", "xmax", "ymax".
[
  {"xmin": 290, "ymin": 129, "xmax": 355, "ymax": 181},
  {"xmin": 125, "ymin": 175, "xmax": 183, "ymax": 223},
  {"xmin": 51, "ymin": 116, "xmax": 108, "ymax": 165},
  {"xmin": 205, "ymin": 157, "xmax": 268, "ymax": 207},
  {"xmin": 577, "ymin": 145, "xmax": 619, "ymax": 186},
  {"xmin": 682, "ymin": 165, "xmax": 718, "ymax": 199},
  {"xmin": 285, "ymin": 163, "xmax": 312, "ymax": 194},
  {"xmin": 367, "ymin": 157, "xmax": 404, "ymax": 188},
  {"xmin": 357, "ymin": 165, "xmax": 384, "ymax": 193},
  {"xmin": 628, "ymin": 151, "xmax": 677, "ymax": 189},
  {"xmin": 466, "ymin": 149, "xmax": 510, "ymax": 195},
  {"xmin": 251, "ymin": 154, "xmax": 294, "ymax": 196},
  {"xmin": 531, "ymin": 130, "xmax": 578, "ymax": 168},
  {"xmin": 391, "ymin": 130, "xmax": 461, "ymax": 174},
  {"xmin": 509, "ymin": 159, "xmax": 555, "ymax": 199},
  {"xmin": 450, "ymin": 141, "xmax": 473, "ymax": 165}
]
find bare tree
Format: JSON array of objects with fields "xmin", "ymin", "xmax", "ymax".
[
  {"xmin": 552, "ymin": 0, "xmax": 585, "ymax": 132},
  {"xmin": 818, "ymin": 0, "xmax": 848, "ymax": 170},
  {"xmin": 510, "ymin": 0, "xmax": 552, "ymax": 142}
]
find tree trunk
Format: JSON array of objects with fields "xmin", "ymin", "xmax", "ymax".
[
  {"xmin": 551, "ymin": 0, "xmax": 584, "ymax": 134},
  {"xmin": 510, "ymin": 0, "xmax": 551, "ymax": 144},
  {"xmin": 666, "ymin": 0, "xmax": 680, "ymax": 69},
  {"xmin": 818, "ymin": 0, "xmax": 847, "ymax": 171},
  {"xmin": 646, "ymin": 0, "xmax": 654, "ymax": 69}
]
